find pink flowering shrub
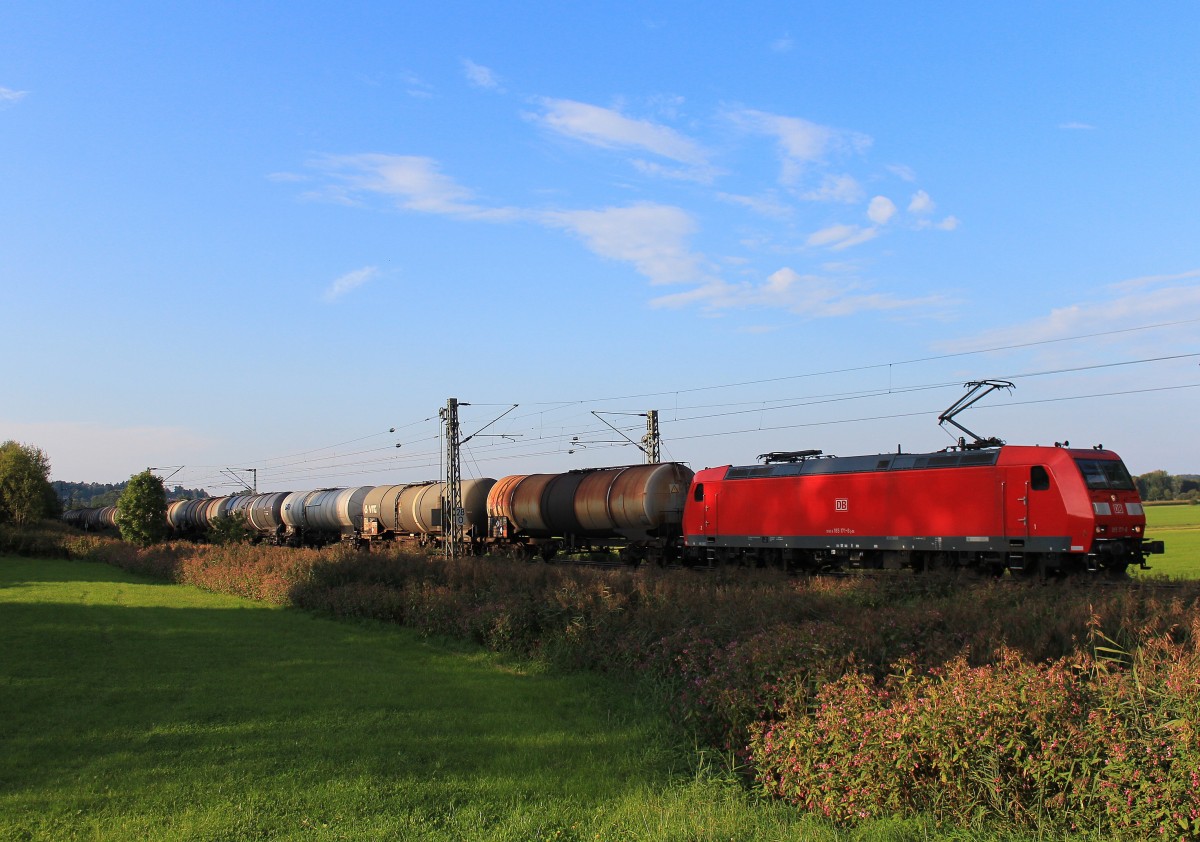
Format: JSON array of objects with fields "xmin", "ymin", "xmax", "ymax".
[{"xmin": 750, "ymin": 626, "xmax": 1200, "ymax": 838}]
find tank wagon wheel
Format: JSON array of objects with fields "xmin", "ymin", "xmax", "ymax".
[
  {"xmin": 498, "ymin": 542, "xmax": 536, "ymax": 561},
  {"xmin": 618, "ymin": 546, "xmax": 645, "ymax": 567},
  {"xmin": 539, "ymin": 543, "xmax": 559, "ymax": 562}
]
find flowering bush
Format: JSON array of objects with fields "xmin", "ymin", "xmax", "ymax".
[{"xmin": 750, "ymin": 624, "xmax": 1200, "ymax": 838}]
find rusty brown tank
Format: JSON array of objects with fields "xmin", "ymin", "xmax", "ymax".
[{"xmin": 487, "ymin": 463, "xmax": 694, "ymax": 540}]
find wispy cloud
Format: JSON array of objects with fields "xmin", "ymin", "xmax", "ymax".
[
  {"xmin": 399, "ymin": 71, "xmax": 434, "ymax": 99},
  {"xmin": 799, "ymin": 174, "xmax": 864, "ymax": 204},
  {"xmin": 530, "ymin": 98, "xmax": 713, "ymax": 178},
  {"xmin": 717, "ymin": 191, "xmax": 793, "ymax": 219},
  {"xmin": 651, "ymin": 266, "xmax": 944, "ymax": 318},
  {"xmin": 541, "ymin": 203, "xmax": 711, "ymax": 286},
  {"xmin": 1059, "ymin": 121, "xmax": 1097, "ymax": 131},
  {"xmin": 771, "ymin": 35, "xmax": 794, "ymax": 53},
  {"xmin": 0, "ymin": 86, "xmax": 28, "ymax": 108},
  {"xmin": 324, "ymin": 266, "xmax": 380, "ymax": 302},
  {"xmin": 729, "ymin": 108, "xmax": 871, "ymax": 186},
  {"xmin": 462, "ymin": 59, "xmax": 501, "ymax": 91},
  {"xmin": 306, "ymin": 154, "xmax": 515, "ymax": 220},
  {"xmin": 807, "ymin": 223, "xmax": 878, "ymax": 251},
  {"xmin": 936, "ymin": 269, "xmax": 1200, "ymax": 352},
  {"xmin": 915, "ymin": 215, "xmax": 960, "ymax": 231}
]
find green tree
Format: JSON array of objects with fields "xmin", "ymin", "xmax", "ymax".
[
  {"xmin": 209, "ymin": 511, "xmax": 251, "ymax": 545},
  {"xmin": 1136, "ymin": 470, "xmax": 1177, "ymax": 501},
  {"xmin": 115, "ymin": 470, "xmax": 168, "ymax": 546},
  {"xmin": 0, "ymin": 441, "xmax": 60, "ymax": 525}
]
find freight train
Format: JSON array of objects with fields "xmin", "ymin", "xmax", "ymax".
[{"xmin": 66, "ymin": 444, "xmax": 1163, "ymax": 577}]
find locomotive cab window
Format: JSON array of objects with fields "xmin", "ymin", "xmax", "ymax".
[
  {"xmin": 693, "ymin": 483, "xmax": 704, "ymax": 502},
  {"xmin": 1075, "ymin": 458, "xmax": 1135, "ymax": 491},
  {"xmin": 1030, "ymin": 465, "xmax": 1050, "ymax": 491}
]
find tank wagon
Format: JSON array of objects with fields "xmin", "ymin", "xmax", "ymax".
[
  {"xmin": 683, "ymin": 444, "xmax": 1163, "ymax": 576},
  {"xmin": 487, "ymin": 463, "xmax": 694, "ymax": 561},
  {"xmin": 361, "ymin": 479, "xmax": 495, "ymax": 546},
  {"xmin": 62, "ymin": 505, "xmax": 117, "ymax": 531}
]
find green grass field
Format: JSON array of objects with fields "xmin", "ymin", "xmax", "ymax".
[
  {"xmin": 1141, "ymin": 504, "xmax": 1200, "ymax": 579},
  {"xmin": 6, "ymin": 555, "xmax": 965, "ymax": 842}
]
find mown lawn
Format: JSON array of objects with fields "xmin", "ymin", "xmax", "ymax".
[
  {"xmin": 1142, "ymin": 504, "xmax": 1200, "ymax": 579},
  {"xmin": 3, "ymin": 555, "xmax": 982, "ymax": 842}
]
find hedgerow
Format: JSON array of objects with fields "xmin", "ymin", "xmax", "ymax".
[{"xmin": 21, "ymin": 525, "xmax": 1200, "ymax": 839}]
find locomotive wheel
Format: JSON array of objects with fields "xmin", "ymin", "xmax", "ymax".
[{"xmin": 1105, "ymin": 560, "xmax": 1130, "ymax": 579}]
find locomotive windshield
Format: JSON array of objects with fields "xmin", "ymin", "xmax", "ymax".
[{"xmin": 1074, "ymin": 458, "xmax": 1135, "ymax": 491}]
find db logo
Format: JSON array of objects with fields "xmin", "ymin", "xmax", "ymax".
[{"xmin": 835, "ymin": 498, "xmax": 849, "ymax": 512}]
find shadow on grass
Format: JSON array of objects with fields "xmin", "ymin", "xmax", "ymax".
[{"xmin": 1, "ymin": 562, "xmax": 679, "ymax": 839}]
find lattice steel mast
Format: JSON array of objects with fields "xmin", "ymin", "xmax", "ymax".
[
  {"xmin": 440, "ymin": 397, "xmax": 463, "ymax": 559},
  {"xmin": 642, "ymin": 409, "xmax": 660, "ymax": 463}
]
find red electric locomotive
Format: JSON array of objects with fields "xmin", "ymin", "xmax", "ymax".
[
  {"xmin": 683, "ymin": 445, "xmax": 1163, "ymax": 576},
  {"xmin": 681, "ymin": 380, "xmax": 1164, "ymax": 576}
]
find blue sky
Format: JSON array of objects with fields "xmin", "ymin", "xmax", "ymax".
[{"xmin": 3, "ymin": 2, "xmax": 1198, "ymax": 493}]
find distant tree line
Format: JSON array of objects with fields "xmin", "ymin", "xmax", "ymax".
[
  {"xmin": 1135, "ymin": 470, "xmax": 1200, "ymax": 502},
  {"xmin": 52, "ymin": 480, "xmax": 209, "ymax": 510}
]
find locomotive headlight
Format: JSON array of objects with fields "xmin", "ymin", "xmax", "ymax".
[
  {"xmin": 1133, "ymin": 525, "xmax": 1142, "ymax": 534},
  {"xmin": 1095, "ymin": 525, "xmax": 1107, "ymax": 535}
]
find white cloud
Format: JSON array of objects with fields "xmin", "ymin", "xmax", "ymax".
[
  {"xmin": 914, "ymin": 213, "xmax": 959, "ymax": 231},
  {"xmin": 807, "ymin": 223, "xmax": 878, "ymax": 250},
  {"xmin": 717, "ymin": 191, "xmax": 793, "ymax": 219},
  {"xmin": 307, "ymin": 154, "xmax": 514, "ymax": 220},
  {"xmin": 462, "ymin": 59, "xmax": 500, "ymax": 90},
  {"xmin": 867, "ymin": 196, "xmax": 897, "ymax": 225},
  {"xmin": 888, "ymin": 164, "xmax": 917, "ymax": 182},
  {"xmin": 651, "ymin": 266, "xmax": 944, "ymax": 318},
  {"xmin": 324, "ymin": 266, "xmax": 380, "ymax": 302},
  {"xmin": 800, "ymin": 174, "xmax": 863, "ymax": 204},
  {"xmin": 731, "ymin": 108, "xmax": 871, "ymax": 186},
  {"xmin": 771, "ymin": 35, "xmax": 794, "ymax": 52},
  {"xmin": 631, "ymin": 158, "xmax": 717, "ymax": 182},
  {"xmin": 399, "ymin": 71, "xmax": 434, "ymax": 99},
  {"xmin": 530, "ymin": 98, "xmax": 712, "ymax": 175},
  {"xmin": 0, "ymin": 86, "xmax": 28, "ymax": 107},
  {"xmin": 1109, "ymin": 268, "xmax": 1200, "ymax": 292},
  {"xmin": 541, "ymin": 203, "xmax": 710, "ymax": 286},
  {"xmin": 1059, "ymin": 121, "xmax": 1097, "ymax": 130},
  {"xmin": 908, "ymin": 189, "xmax": 935, "ymax": 214}
]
